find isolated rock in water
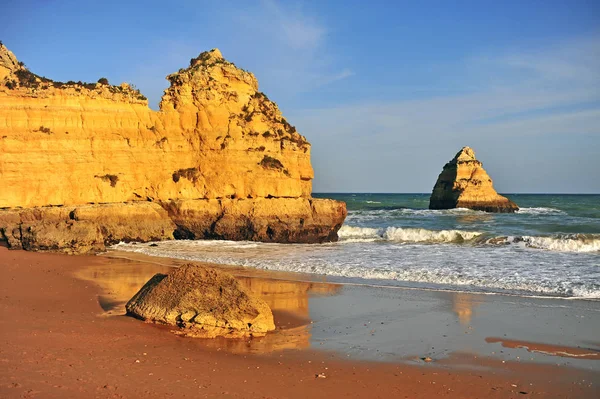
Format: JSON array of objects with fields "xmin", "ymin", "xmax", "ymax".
[
  {"xmin": 429, "ymin": 147, "xmax": 518, "ymax": 213},
  {"xmin": 125, "ymin": 264, "xmax": 275, "ymax": 338}
]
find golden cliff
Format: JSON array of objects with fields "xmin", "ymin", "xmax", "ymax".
[
  {"xmin": 429, "ymin": 147, "xmax": 518, "ymax": 213},
  {"xmin": 0, "ymin": 44, "xmax": 346, "ymax": 252}
]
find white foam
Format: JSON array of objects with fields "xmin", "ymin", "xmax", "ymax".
[
  {"xmin": 338, "ymin": 225, "xmax": 383, "ymax": 239},
  {"xmin": 384, "ymin": 227, "xmax": 483, "ymax": 243},
  {"xmin": 522, "ymin": 235, "xmax": 600, "ymax": 253},
  {"xmin": 338, "ymin": 225, "xmax": 482, "ymax": 243},
  {"xmin": 517, "ymin": 207, "xmax": 565, "ymax": 215},
  {"xmin": 109, "ymin": 238, "xmax": 600, "ymax": 299},
  {"xmin": 486, "ymin": 234, "xmax": 600, "ymax": 253}
]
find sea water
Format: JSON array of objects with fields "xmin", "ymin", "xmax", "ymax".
[{"xmin": 111, "ymin": 194, "xmax": 600, "ymax": 299}]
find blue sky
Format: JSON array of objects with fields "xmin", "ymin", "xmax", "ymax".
[{"xmin": 2, "ymin": 0, "xmax": 599, "ymax": 193}]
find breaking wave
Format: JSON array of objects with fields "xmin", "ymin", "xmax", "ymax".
[
  {"xmin": 110, "ymin": 238, "xmax": 600, "ymax": 299},
  {"xmin": 486, "ymin": 234, "xmax": 600, "ymax": 253},
  {"xmin": 516, "ymin": 207, "xmax": 566, "ymax": 215},
  {"xmin": 338, "ymin": 225, "xmax": 600, "ymax": 253},
  {"xmin": 337, "ymin": 225, "xmax": 483, "ymax": 243}
]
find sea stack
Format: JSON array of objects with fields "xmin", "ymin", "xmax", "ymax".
[
  {"xmin": 429, "ymin": 147, "xmax": 518, "ymax": 213},
  {"xmin": 0, "ymin": 43, "xmax": 347, "ymax": 252}
]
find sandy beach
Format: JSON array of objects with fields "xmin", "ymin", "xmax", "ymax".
[
  {"xmin": 1, "ymin": 246, "xmax": 598, "ymax": 398},
  {"xmin": 2, "ymin": 2, "xmax": 599, "ymax": 397}
]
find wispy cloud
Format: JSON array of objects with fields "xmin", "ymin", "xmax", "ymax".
[
  {"xmin": 291, "ymin": 35, "xmax": 600, "ymax": 193},
  {"xmin": 260, "ymin": 0, "xmax": 325, "ymax": 50},
  {"xmin": 132, "ymin": 0, "xmax": 353, "ymax": 107},
  {"xmin": 230, "ymin": 0, "xmax": 353, "ymax": 93}
]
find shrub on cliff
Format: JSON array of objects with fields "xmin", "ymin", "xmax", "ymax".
[
  {"xmin": 95, "ymin": 174, "xmax": 119, "ymax": 187},
  {"xmin": 15, "ymin": 69, "xmax": 37, "ymax": 87},
  {"xmin": 97, "ymin": 77, "xmax": 109, "ymax": 85},
  {"xmin": 172, "ymin": 167, "xmax": 200, "ymax": 184},
  {"xmin": 36, "ymin": 126, "xmax": 52, "ymax": 134},
  {"xmin": 259, "ymin": 155, "xmax": 284, "ymax": 171}
]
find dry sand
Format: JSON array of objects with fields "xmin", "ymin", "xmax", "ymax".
[{"xmin": 1, "ymin": 247, "xmax": 598, "ymax": 398}]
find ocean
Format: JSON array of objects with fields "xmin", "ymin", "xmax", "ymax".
[{"xmin": 111, "ymin": 193, "xmax": 600, "ymax": 300}]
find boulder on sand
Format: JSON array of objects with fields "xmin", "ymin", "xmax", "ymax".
[{"xmin": 126, "ymin": 264, "xmax": 275, "ymax": 338}]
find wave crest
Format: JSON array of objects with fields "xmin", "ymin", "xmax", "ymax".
[
  {"xmin": 487, "ymin": 234, "xmax": 600, "ymax": 253},
  {"xmin": 338, "ymin": 225, "xmax": 482, "ymax": 243},
  {"xmin": 516, "ymin": 207, "xmax": 565, "ymax": 215},
  {"xmin": 384, "ymin": 227, "xmax": 482, "ymax": 243},
  {"xmin": 338, "ymin": 225, "xmax": 600, "ymax": 253}
]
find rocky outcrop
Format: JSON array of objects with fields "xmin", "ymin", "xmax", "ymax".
[
  {"xmin": 126, "ymin": 264, "xmax": 275, "ymax": 338},
  {"xmin": 0, "ymin": 199, "xmax": 346, "ymax": 253},
  {"xmin": 0, "ymin": 43, "xmax": 346, "ymax": 251},
  {"xmin": 429, "ymin": 147, "xmax": 518, "ymax": 213},
  {"xmin": 162, "ymin": 197, "xmax": 346, "ymax": 243},
  {"xmin": 0, "ymin": 203, "xmax": 175, "ymax": 254}
]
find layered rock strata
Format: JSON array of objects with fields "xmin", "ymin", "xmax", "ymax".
[
  {"xmin": 162, "ymin": 197, "xmax": 346, "ymax": 243},
  {"xmin": 0, "ymin": 203, "xmax": 175, "ymax": 254},
  {"xmin": 0, "ymin": 44, "xmax": 346, "ymax": 251},
  {"xmin": 126, "ymin": 264, "xmax": 276, "ymax": 338},
  {"xmin": 429, "ymin": 147, "xmax": 518, "ymax": 213}
]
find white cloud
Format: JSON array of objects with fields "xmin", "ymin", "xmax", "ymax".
[
  {"xmin": 230, "ymin": 0, "xmax": 353, "ymax": 93},
  {"xmin": 131, "ymin": 1, "xmax": 353, "ymax": 107},
  {"xmin": 260, "ymin": 0, "xmax": 326, "ymax": 50},
  {"xmin": 290, "ymin": 35, "xmax": 600, "ymax": 193}
]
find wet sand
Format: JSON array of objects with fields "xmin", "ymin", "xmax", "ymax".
[{"xmin": 1, "ymin": 247, "xmax": 598, "ymax": 398}]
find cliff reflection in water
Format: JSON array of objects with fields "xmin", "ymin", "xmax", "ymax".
[
  {"xmin": 451, "ymin": 292, "xmax": 480, "ymax": 325},
  {"xmin": 76, "ymin": 258, "xmax": 340, "ymax": 354}
]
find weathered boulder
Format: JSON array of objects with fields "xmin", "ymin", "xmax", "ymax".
[
  {"xmin": 429, "ymin": 147, "xmax": 518, "ymax": 213},
  {"xmin": 125, "ymin": 264, "xmax": 275, "ymax": 338},
  {"xmin": 0, "ymin": 43, "xmax": 347, "ymax": 251}
]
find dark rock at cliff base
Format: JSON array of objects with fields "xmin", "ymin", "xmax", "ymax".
[
  {"xmin": 161, "ymin": 198, "xmax": 347, "ymax": 244},
  {"xmin": 429, "ymin": 147, "xmax": 518, "ymax": 213},
  {"xmin": 0, "ymin": 203, "xmax": 175, "ymax": 254},
  {"xmin": 0, "ymin": 198, "xmax": 347, "ymax": 253},
  {"xmin": 125, "ymin": 264, "xmax": 275, "ymax": 338}
]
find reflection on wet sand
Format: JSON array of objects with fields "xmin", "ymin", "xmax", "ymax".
[
  {"xmin": 451, "ymin": 293, "xmax": 480, "ymax": 325},
  {"xmin": 485, "ymin": 337, "xmax": 600, "ymax": 360},
  {"xmin": 75, "ymin": 260, "xmax": 171, "ymax": 315},
  {"xmin": 75, "ymin": 257, "xmax": 341, "ymax": 354}
]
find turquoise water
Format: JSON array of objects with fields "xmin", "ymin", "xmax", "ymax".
[
  {"xmin": 113, "ymin": 194, "xmax": 600, "ymax": 299},
  {"xmin": 316, "ymin": 193, "xmax": 600, "ymax": 237}
]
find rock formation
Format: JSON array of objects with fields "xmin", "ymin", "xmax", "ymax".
[
  {"xmin": 126, "ymin": 264, "xmax": 275, "ymax": 338},
  {"xmin": 0, "ymin": 43, "xmax": 346, "ymax": 251},
  {"xmin": 429, "ymin": 147, "xmax": 518, "ymax": 213}
]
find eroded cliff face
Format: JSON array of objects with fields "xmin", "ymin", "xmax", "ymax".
[
  {"xmin": 429, "ymin": 147, "xmax": 518, "ymax": 213},
  {"xmin": 0, "ymin": 47, "xmax": 311, "ymax": 206},
  {"xmin": 0, "ymin": 44, "xmax": 346, "ymax": 251}
]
